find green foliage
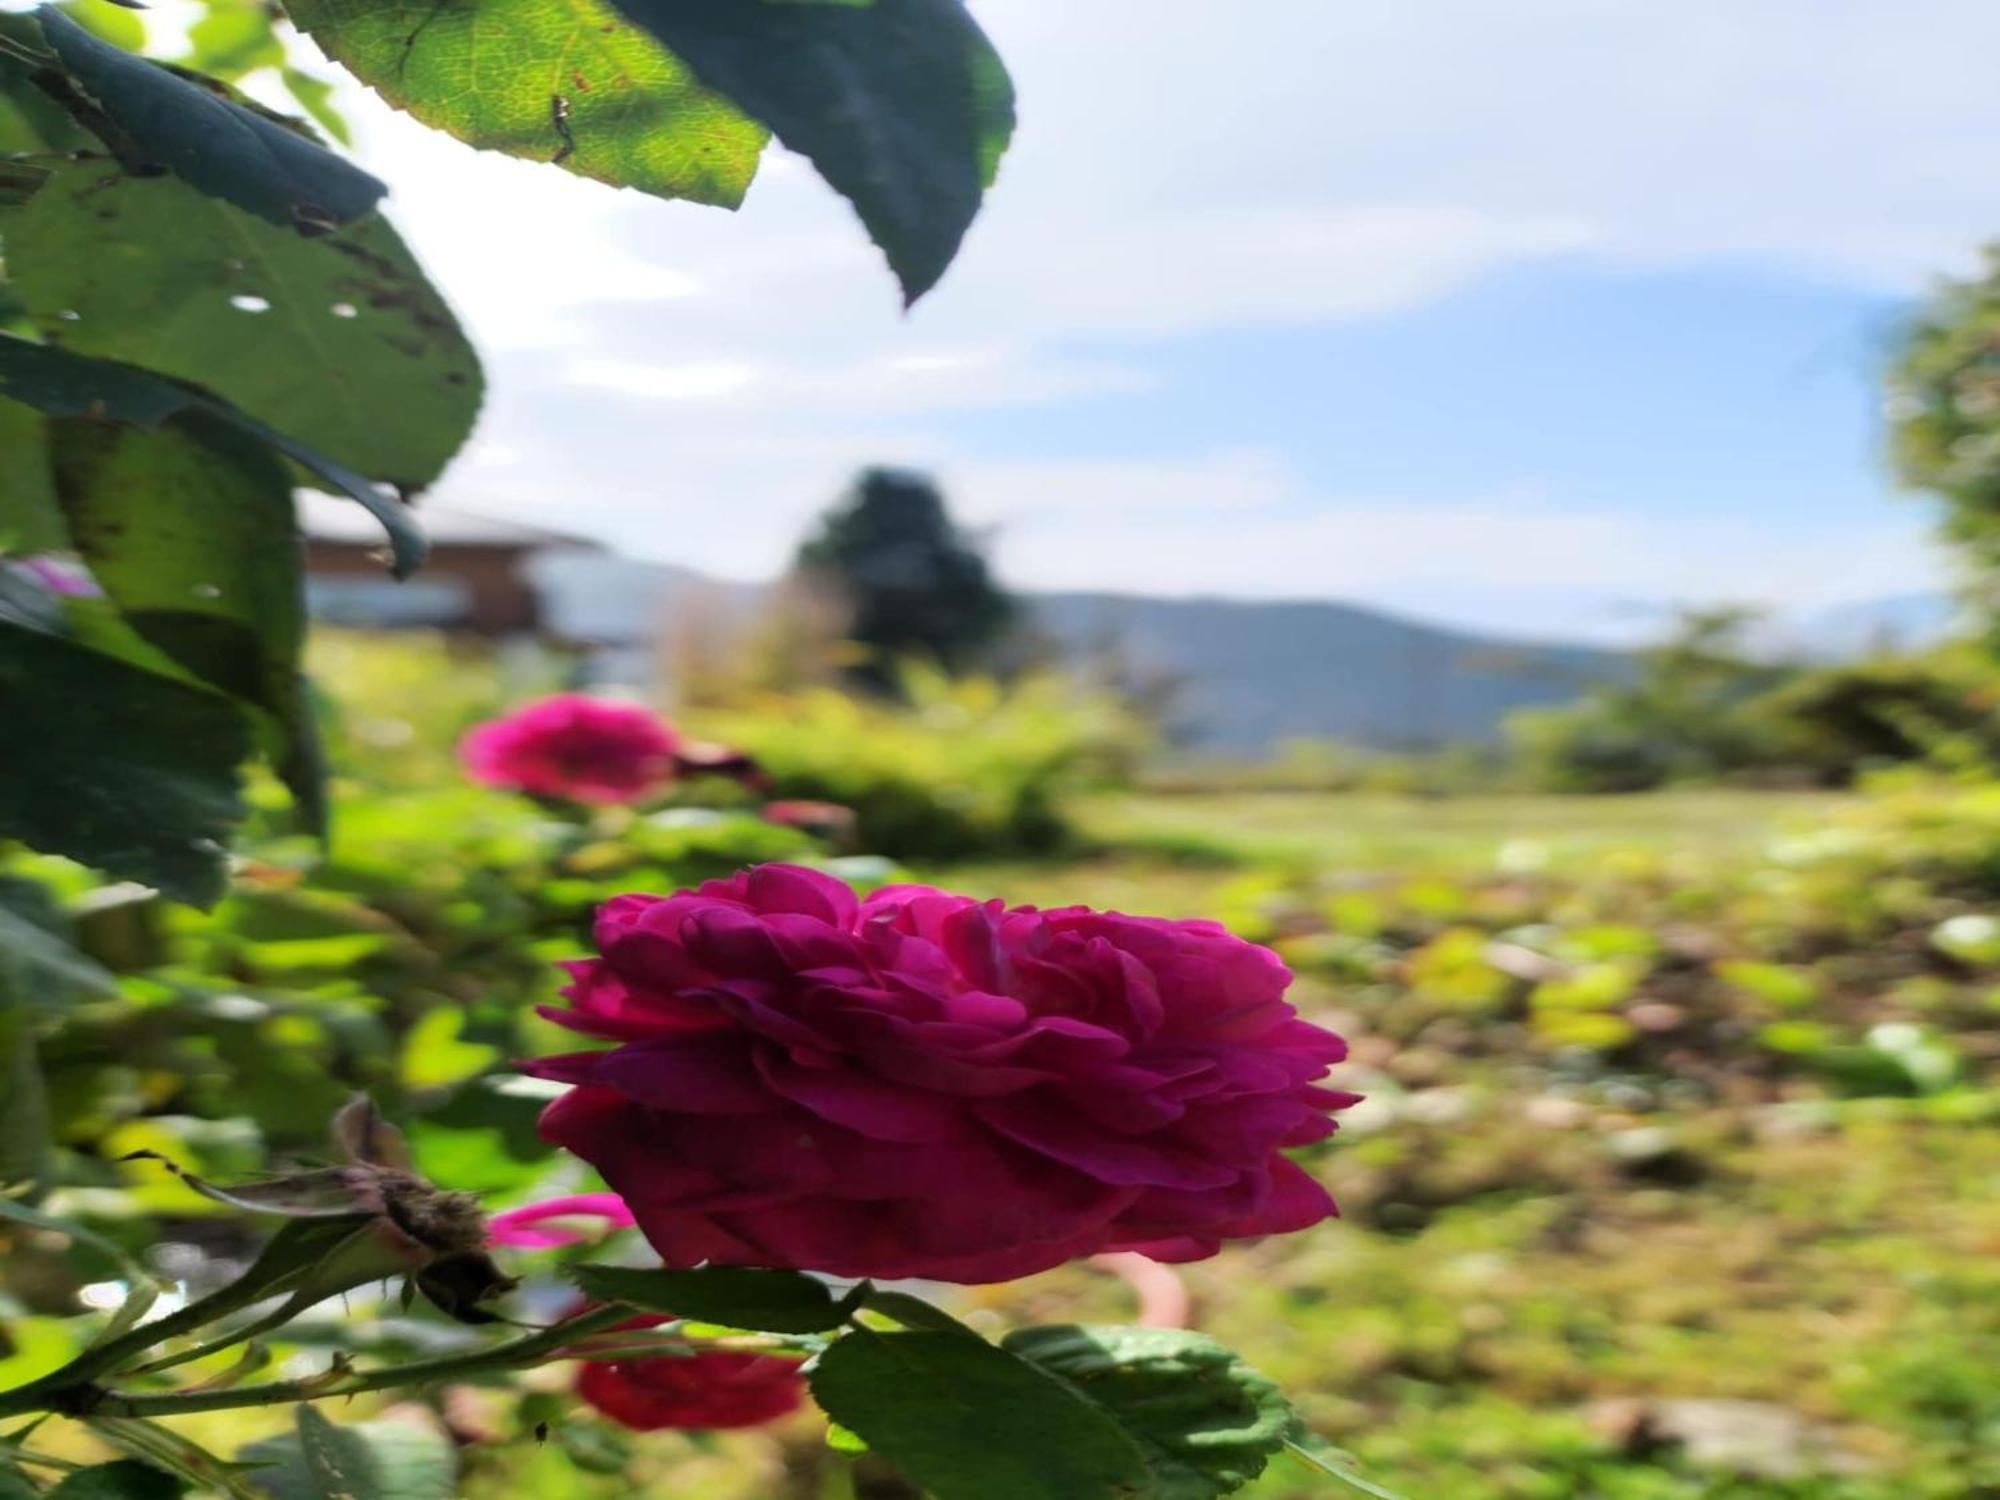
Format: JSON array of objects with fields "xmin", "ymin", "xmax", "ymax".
[
  {"xmin": 606, "ymin": 0, "xmax": 1014, "ymax": 301},
  {"xmin": 46, "ymin": 1463, "xmax": 180, "ymax": 1500},
  {"xmin": 809, "ymin": 1328, "xmax": 1152, "ymax": 1500},
  {"xmin": 1891, "ymin": 244, "xmax": 2000, "ymax": 603},
  {"xmin": 795, "ymin": 467, "xmax": 1018, "ymax": 690},
  {"xmin": 284, "ymin": 0, "xmax": 769, "ymax": 207},
  {"xmin": 1506, "ymin": 608, "xmax": 1791, "ymax": 793},
  {"xmin": 10, "ymin": 166, "xmax": 482, "ymax": 491},
  {"xmin": 33, "ymin": 8, "xmax": 384, "ymax": 233},
  {"xmin": 1006, "ymin": 1326, "xmax": 1297, "ymax": 1500},
  {"xmin": 695, "ymin": 667, "xmax": 1146, "ymax": 859},
  {"xmin": 0, "ymin": 619, "xmax": 249, "ymax": 904},
  {"xmin": 569, "ymin": 1265, "xmax": 855, "ymax": 1333},
  {"xmin": 244, "ymin": 1408, "xmax": 456, "ymax": 1500}
]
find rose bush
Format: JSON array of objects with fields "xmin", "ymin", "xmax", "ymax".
[
  {"xmin": 530, "ymin": 864, "xmax": 1357, "ymax": 1283},
  {"xmin": 460, "ymin": 694, "xmax": 681, "ymax": 804}
]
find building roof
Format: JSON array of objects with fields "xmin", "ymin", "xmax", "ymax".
[{"xmin": 299, "ymin": 493, "xmax": 602, "ymax": 551}]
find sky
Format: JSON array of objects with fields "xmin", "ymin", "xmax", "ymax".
[{"xmin": 308, "ymin": 0, "xmax": 2000, "ymax": 643}]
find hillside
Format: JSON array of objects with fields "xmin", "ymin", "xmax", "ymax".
[{"xmin": 1030, "ymin": 591, "xmax": 1631, "ymax": 752}]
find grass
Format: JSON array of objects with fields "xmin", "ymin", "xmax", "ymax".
[{"xmin": 931, "ymin": 788, "xmax": 1853, "ymax": 917}]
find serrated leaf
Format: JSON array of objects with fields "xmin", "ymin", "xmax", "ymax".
[
  {"xmin": 1004, "ymin": 1325, "xmax": 1298, "ymax": 1500},
  {"xmin": 0, "ymin": 617, "xmax": 249, "ymax": 905},
  {"xmin": 11, "ymin": 164, "xmax": 481, "ymax": 492},
  {"xmin": 808, "ymin": 1329, "xmax": 1150, "ymax": 1500},
  {"xmin": 49, "ymin": 1460, "xmax": 183, "ymax": 1500},
  {"xmin": 51, "ymin": 414, "xmax": 325, "ymax": 832},
  {"xmin": 571, "ymin": 1263, "xmax": 853, "ymax": 1333},
  {"xmin": 35, "ymin": 6, "xmax": 384, "ymax": 232},
  {"xmin": 243, "ymin": 1409, "xmax": 455, "ymax": 1500},
  {"xmin": 605, "ymin": 0, "xmax": 1014, "ymax": 302},
  {"xmin": 0, "ymin": 339, "xmax": 426, "ymax": 577},
  {"xmin": 284, "ymin": 0, "xmax": 767, "ymax": 208}
]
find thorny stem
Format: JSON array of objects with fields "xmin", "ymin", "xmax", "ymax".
[{"xmin": 0, "ymin": 1304, "xmax": 635, "ymax": 1422}]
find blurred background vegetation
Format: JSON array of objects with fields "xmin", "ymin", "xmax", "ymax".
[{"xmin": 11, "ymin": 192, "xmax": 2000, "ymax": 1500}]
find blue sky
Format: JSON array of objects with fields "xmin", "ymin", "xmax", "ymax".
[{"xmin": 320, "ymin": 0, "xmax": 2000, "ymax": 642}]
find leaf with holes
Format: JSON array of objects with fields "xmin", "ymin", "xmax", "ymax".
[
  {"xmin": 0, "ymin": 618, "xmax": 248, "ymax": 905},
  {"xmin": 1005, "ymin": 1326, "xmax": 1299, "ymax": 1500},
  {"xmin": 808, "ymin": 1329, "xmax": 1150, "ymax": 1500},
  {"xmin": 285, "ymin": 0, "xmax": 766, "ymax": 208},
  {"xmin": 9, "ymin": 164, "xmax": 481, "ymax": 492},
  {"xmin": 605, "ymin": 0, "xmax": 1013, "ymax": 302},
  {"xmin": 0, "ymin": 338, "xmax": 425, "ymax": 576},
  {"xmin": 34, "ymin": 6, "xmax": 383, "ymax": 232},
  {"xmin": 51, "ymin": 415, "xmax": 326, "ymax": 832}
]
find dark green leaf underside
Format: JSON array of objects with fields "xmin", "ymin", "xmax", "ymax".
[
  {"xmin": 0, "ymin": 617, "xmax": 248, "ymax": 905},
  {"xmin": 571, "ymin": 1263, "xmax": 852, "ymax": 1333},
  {"xmin": 35, "ymin": 6, "xmax": 384, "ymax": 231},
  {"xmin": 604, "ymin": 0, "xmax": 1013, "ymax": 301}
]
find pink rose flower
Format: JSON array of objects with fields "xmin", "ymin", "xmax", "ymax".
[
  {"xmin": 528, "ymin": 864, "xmax": 1359, "ymax": 1284},
  {"xmin": 460, "ymin": 694, "xmax": 680, "ymax": 804}
]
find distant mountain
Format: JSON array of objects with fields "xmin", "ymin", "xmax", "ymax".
[
  {"xmin": 519, "ymin": 554, "xmax": 1633, "ymax": 752},
  {"xmin": 1780, "ymin": 593, "xmax": 1964, "ymax": 660},
  {"xmin": 1028, "ymin": 592, "xmax": 1631, "ymax": 753}
]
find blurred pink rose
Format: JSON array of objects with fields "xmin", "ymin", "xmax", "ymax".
[
  {"xmin": 487, "ymin": 1192, "xmax": 635, "ymax": 1250},
  {"xmin": 575, "ymin": 1309, "xmax": 806, "ymax": 1431},
  {"xmin": 529, "ymin": 864, "xmax": 1358, "ymax": 1284},
  {"xmin": 459, "ymin": 694, "xmax": 679, "ymax": 804}
]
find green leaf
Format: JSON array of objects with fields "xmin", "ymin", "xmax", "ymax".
[
  {"xmin": 49, "ymin": 1460, "xmax": 184, "ymax": 1500},
  {"xmin": 181, "ymin": 0, "xmax": 283, "ymax": 80},
  {"xmin": 0, "ymin": 993, "xmax": 53, "ymax": 1188},
  {"xmin": 283, "ymin": 0, "xmax": 767, "ymax": 209},
  {"xmin": 10, "ymin": 164, "xmax": 482, "ymax": 492},
  {"xmin": 807, "ymin": 1329, "xmax": 1150, "ymax": 1500},
  {"xmin": 570, "ymin": 1264, "xmax": 854, "ymax": 1333},
  {"xmin": 50, "ymin": 414, "xmax": 325, "ymax": 831},
  {"xmin": 1005, "ymin": 1326, "xmax": 1298, "ymax": 1500},
  {"xmin": 0, "ymin": 403, "xmax": 63, "ymax": 551},
  {"xmin": 605, "ymin": 0, "xmax": 1014, "ymax": 302},
  {"xmin": 0, "ymin": 617, "xmax": 249, "ymax": 905},
  {"xmin": 241, "ymin": 1408, "xmax": 455, "ymax": 1500},
  {"xmin": 34, "ymin": 7, "xmax": 385, "ymax": 233},
  {"xmin": 0, "ymin": 883, "xmax": 116, "ymax": 1005},
  {"xmin": 0, "ymin": 338, "xmax": 426, "ymax": 577}
]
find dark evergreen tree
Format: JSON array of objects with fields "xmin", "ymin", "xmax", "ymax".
[{"xmin": 794, "ymin": 467, "xmax": 1016, "ymax": 690}]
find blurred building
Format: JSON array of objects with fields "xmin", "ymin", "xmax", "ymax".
[{"xmin": 299, "ymin": 494, "xmax": 600, "ymax": 637}]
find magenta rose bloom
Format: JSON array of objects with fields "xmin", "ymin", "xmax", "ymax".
[
  {"xmin": 527, "ymin": 864, "xmax": 1358, "ymax": 1283},
  {"xmin": 460, "ymin": 694, "xmax": 679, "ymax": 804}
]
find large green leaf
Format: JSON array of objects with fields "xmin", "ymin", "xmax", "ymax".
[
  {"xmin": 51, "ymin": 415, "xmax": 325, "ymax": 832},
  {"xmin": 10, "ymin": 164, "xmax": 482, "ymax": 492},
  {"xmin": 571, "ymin": 1264, "xmax": 854, "ymax": 1333},
  {"xmin": 808, "ymin": 1329, "xmax": 1150, "ymax": 1500},
  {"xmin": 0, "ymin": 401, "xmax": 63, "ymax": 550},
  {"xmin": 606, "ymin": 0, "xmax": 1013, "ymax": 302},
  {"xmin": 1006, "ymin": 1326, "xmax": 1298, "ymax": 1500},
  {"xmin": 0, "ymin": 338, "xmax": 425, "ymax": 577},
  {"xmin": 33, "ymin": 6, "xmax": 384, "ymax": 232},
  {"xmin": 284, "ymin": 0, "xmax": 766, "ymax": 208},
  {"xmin": 0, "ymin": 617, "xmax": 249, "ymax": 905},
  {"xmin": 48, "ymin": 1461, "xmax": 182, "ymax": 1500},
  {"xmin": 241, "ymin": 1408, "xmax": 456, "ymax": 1500}
]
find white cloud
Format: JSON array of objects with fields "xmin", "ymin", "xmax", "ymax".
[{"xmin": 287, "ymin": 0, "xmax": 1998, "ymax": 631}]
